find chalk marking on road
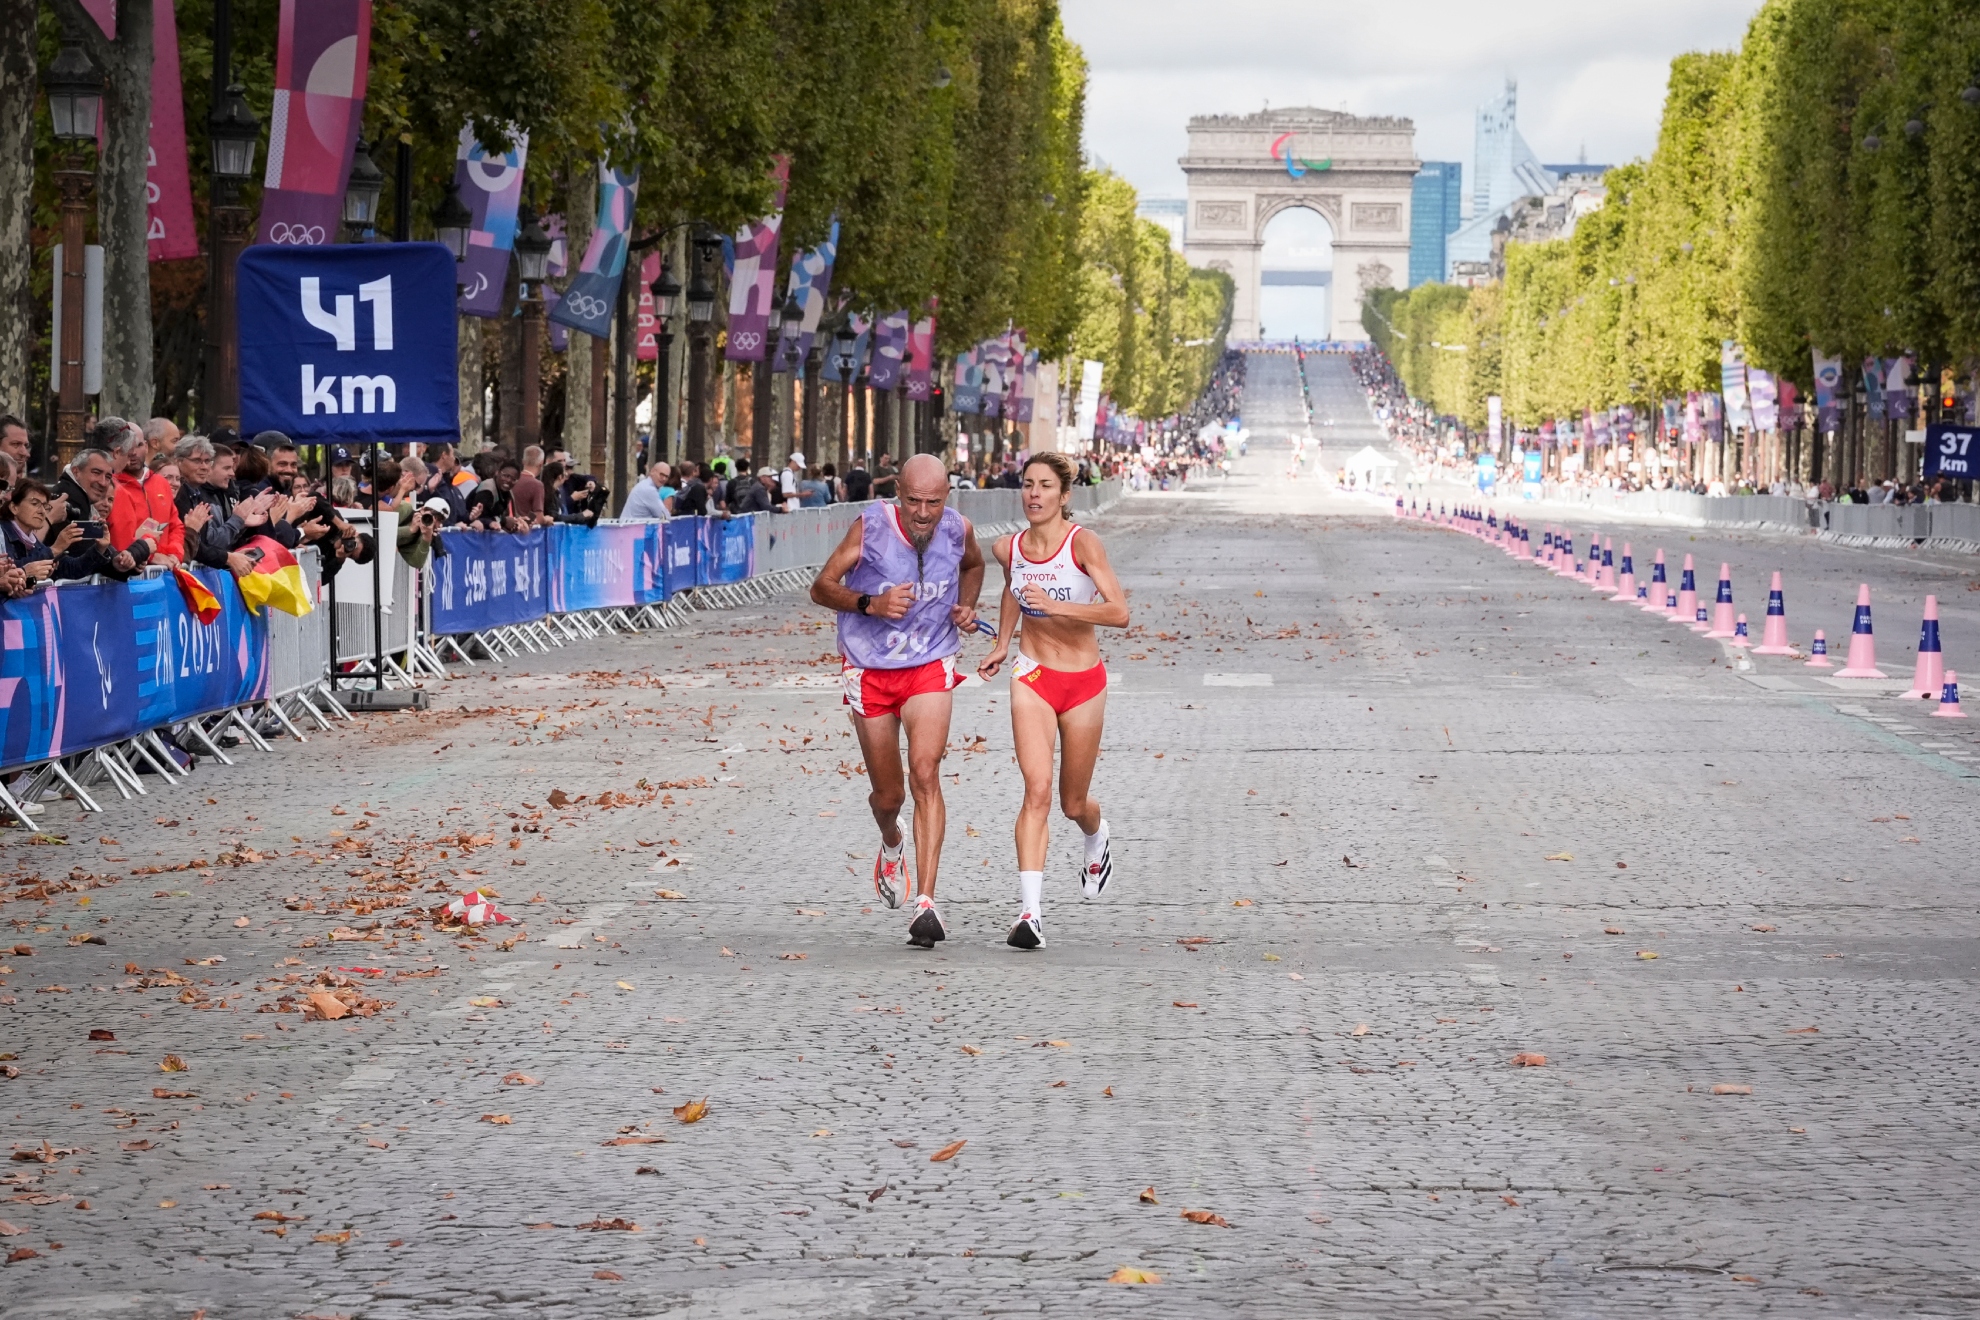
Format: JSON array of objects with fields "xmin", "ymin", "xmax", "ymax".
[
  {"xmin": 1800, "ymin": 697, "xmax": 1980, "ymax": 785},
  {"xmin": 1204, "ymin": 673, "xmax": 1274, "ymax": 687}
]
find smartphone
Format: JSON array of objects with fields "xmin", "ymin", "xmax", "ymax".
[{"xmin": 75, "ymin": 520, "xmax": 106, "ymax": 541}]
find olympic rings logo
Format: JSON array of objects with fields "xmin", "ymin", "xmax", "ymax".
[
  {"xmin": 731, "ymin": 330, "xmax": 763, "ymax": 351},
  {"xmin": 267, "ymin": 222, "xmax": 327, "ymax": 245},
  {"xmin": 561, "ymin": 292, "xmax": 609, "ymax": 320}
]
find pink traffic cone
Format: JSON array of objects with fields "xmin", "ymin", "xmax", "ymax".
[
  {"xmin": 1597, "ymin": 538, "xmax": 1617, "ymax": 591},
  {"xmin": 1641, "ymin": 550, "xmax": 1670, "ymax": 613},
  {"xmin": 1752, "ymin": 572, "xmax": 1795, "ymax": 655},
  {"xmin": 1804, "ymin": 629, "xmax": 1833, "ymax": 668},
  {"xmin": 1731, "ymin": 613, "xmax": 1752, "ymax": 648},
  {"xmin": 1835, "ymin": 584, "xmax": 1887, "ymax": 678},
  {"xmin": 1611, "ymin": 543, "xmax": 1636, "ymax": 602},
  {"xmin": 1690, "ymin": 602, "xmax": 1713, "ymax": 633},
  {"xmin": 1934, "ymin": 670, "xmax": 1967, "ymax": 719},
  {"xmin": 1901, "ymin": 596, "xmax": 1944, "ymax": 699},
  {"xmin": 1705, "ymin": 563, "xmax": 1737, "ymax": 638},
  {"xmin": 1671, "ymin": 555, "xmax": 1699, "ymax": 624}
]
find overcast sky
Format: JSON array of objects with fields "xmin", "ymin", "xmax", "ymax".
[{"xmin": 1061, "ymin": 0, "xmax": 1765, "ymax": 200}]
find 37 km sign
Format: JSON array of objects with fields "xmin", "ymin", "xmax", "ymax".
[{"xmin": 1925, "ymin": 424, "xmax": 1980, "ymax": 480}]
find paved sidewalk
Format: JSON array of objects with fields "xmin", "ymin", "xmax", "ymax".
[{"xmin": 3, "ymin": 438, "xmax": 1978, "ymax": 1317}]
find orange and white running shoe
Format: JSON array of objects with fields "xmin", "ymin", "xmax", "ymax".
[{"xmin": 873, "ymin": 846, "xmax": 909, "ymax": 910}]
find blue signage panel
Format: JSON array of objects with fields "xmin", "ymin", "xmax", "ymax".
[
  {"xmin": 429, "ymin": 528, "xmax": 549, "ymax": 634},
  {"xmin": 238, "ymin": 242, "xmax": 460, "ymax": 444},
  {"xmin": 1925, "ymin": 424, "xmax": 1980, "ymax": 480}
]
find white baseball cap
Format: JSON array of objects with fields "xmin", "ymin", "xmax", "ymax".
[{"xmin": 787, "ymin": 452, "xmax": 805, "ymax": 466}]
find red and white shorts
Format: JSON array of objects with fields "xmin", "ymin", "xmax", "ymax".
[
  {"xmin": 842, "ymin": 655, "xmax": 961, "ymax": 720},
  {"xmin": 1012, "ymin": 653, "xmax": 1108, "ymax": 715}
]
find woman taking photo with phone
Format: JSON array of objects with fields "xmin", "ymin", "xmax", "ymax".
[{"xmin": 978, "ymin": 452, "xmax": 1129, "ymax": 950}]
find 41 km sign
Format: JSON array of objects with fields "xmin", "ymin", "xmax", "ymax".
[{"xmin": 1925, "ymin": 424, "xmax": 1980, "ymax": 480}]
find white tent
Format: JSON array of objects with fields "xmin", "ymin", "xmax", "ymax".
[{"xmin": 1343, "ymin": 445, "xmax": 1398, "ymax": 486}]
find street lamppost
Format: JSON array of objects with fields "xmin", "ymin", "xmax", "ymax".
[
  {"xmin": 342, "ymin": 139, "xmax": 385, "ymax": 243},
  {"xmin": 650, "ymin": 258, "xmax": 681, "ymax": 464},
  {"xmin": 793, "ymin": 292, "xmax": 821, "ymax": 470},
  {"xmin": 684, "ymin": 229, "xmax": 720, "ymax": 463},
  {"xmin": 42, "ymin": 27, "xmax": 104, "ymax": 468},
  {"xmin": 829, "ymin": 312, "xmax": 858, "ymax": 473},
  {"xmin": 754, "ymin": 297, "xmax": 784, "ymax": 470},
  {"xmin": 431, "ymin": 182, "xmax": 474, "ymax": 266},
  {"xmin": 780, "ymin": 289, "xmax": 804, "ymax": 465},
  {"xmin": 203, "ymin": 79, "xmax": 259, "ymax": 433},
  {"xmin": 513, "ymin": 205, "xmax": 552, "ymax": 449}
]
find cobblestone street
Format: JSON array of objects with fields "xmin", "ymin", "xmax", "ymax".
[{"xmin": 6, "ymin": 405, "xmax": 1980, "ymax": 1314}]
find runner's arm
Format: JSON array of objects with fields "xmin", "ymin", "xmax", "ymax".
[
  {"xmin": 949, "ymin": 518, "xmax": 986, "ymax": 631},
  {"xmin": 978, "ymin": 535, "xmax": 1017, "ymax": 679}
]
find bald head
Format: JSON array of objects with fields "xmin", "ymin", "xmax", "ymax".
[{"xmin": 896, "ymin": 453, "xmax": 952, "ymax": 546}]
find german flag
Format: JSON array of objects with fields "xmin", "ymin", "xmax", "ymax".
[
  {"xmin": 172, "ymin": 567, "xmax": 222, "ymax": 625},
  {"xmin": 234, "ymin": 535, "xmax": 314, "ymax": 617}
]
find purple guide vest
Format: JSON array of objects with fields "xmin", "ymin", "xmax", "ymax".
[{"xmin": 837, "ymin": 502, "xmax": 965, "ymax": 670}]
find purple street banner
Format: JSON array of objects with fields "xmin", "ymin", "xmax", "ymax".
[
  {"xmin": 724, "ymin": 158, "xmax": 791, "ymax": 362},
  {"xmin": 820, "ymin": 311, "xmax": 870, "ymax": 384},
  {"xmin": 257, "ymin": 0, "xmax": 371, "ymax": 247},
  {"xmin": 906, "ymin": 306, "xmax": 936, "ymax": 400},
  {"xmin": 867, "ymin": 311, "xmax": 911, "ymax": 392},
  {"xmin": 772, "ymin": 221, "xmax": 839, "ymax": 373},
  {"xmin": 978, "ymin": 337, "xmax": 1010, "ymax": 419},
  {"xmin": 1683, "ymin": 392, "xmax": 1702, "ymax": 446},
  {"xmin": 1701, "ymin": 391, "xmax": 1724, "ymax": 444},
  {"xmin": 549, "ymin": 162, "xmax": 639, "ymax": 340},
  {"xmin": 1811, "ymin": 352, "xmax": 1843, "ymax": 432},
  {"xmin": 1011, "ymin": 349, "xmax": 1040, "ymax": 423},
  {"xmin": 1748, "ymin": 368, "xmax": 1779, "ymax": 432},
  {"xmin": 1884, "ymin": 356, "xmax": 1914, "ymax": 421},
  {"xmin": 454, "ymin": 123, "xmax": 528, "ymax": 317},
  {"xmin": 542, "ymin": 213, "xmax": 571, "ymax": 352},
  {"xmin": 949, "ymin": 347, "xmax": 982, "ymax": 415},
  {"xmin": 1862, "ymin": 358, "xmax": 1887, "ymax": 420}
]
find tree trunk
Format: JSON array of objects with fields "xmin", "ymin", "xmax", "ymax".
[
  {"xmin": 0, "ymin": 2, "xmax": 35, "ymax": 421},
  {"xmin": 457, "ymin": 314, "xmax": 482, "ymax": 450},
  {"xmin": 494, "ymin": 260, "xmax": 521, "ymax": 454},
  {"xmin": 55, "ymin": 0, "xmax": 153, "ymax": 421}
]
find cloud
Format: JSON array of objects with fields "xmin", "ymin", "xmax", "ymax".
[{"xmin": 1063, "ymin": 0, "xmax": 1762, "ymax": 196}]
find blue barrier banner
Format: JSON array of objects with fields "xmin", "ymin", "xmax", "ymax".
[
  {"xmin": 699, "ymin": 517, "xmax": 756, "ymax": 586},
  {"xmin": 548, "ymin": 523, "xmax": 635, "ymax": 614},
  {"xmin": 662, "ymin": 519, "xmax": 700, "ymax": 597},
  {"xmin": 238, "ymin": 243, "xmax": 461, "ymax": 444},
  {"xmin": 0, "ymin": 569, "xmax": 271, "ymax": 772},
  {"xmin": 631, "ymin": 523, "xmax": 667, "ymax": 606},
  {"xmin": 430, "ymin": 528, "xmax": 549, "ymax": 634}
]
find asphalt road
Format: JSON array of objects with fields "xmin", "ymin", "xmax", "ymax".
[{"xmin": 3, "ymin": 363, "xmax": 1977, "ymax": 1317}]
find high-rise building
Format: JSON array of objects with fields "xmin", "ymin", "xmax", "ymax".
[
  {"xmin": 1444, "ymin": 81, "xmax": 1557, "ymax": 279},
  {"xmin": 1409, "ymin": 162, "xmax": 1462, "ymax": 288}
]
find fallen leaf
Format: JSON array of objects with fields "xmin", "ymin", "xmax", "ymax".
[
  {"xmin": 502, "ymin": 1072, "xmax": 542, "ymax": 1086},
  {"xmin": 7, "ymin": 1247, "xmax": 40, "ymax": 1262},
  {"xmin": 795, "ymin": 908, "xmax": 825, "ymax": 917},
  {"xmin": 615, "ymin": 981, "xmax": 635, "ymax": 991},
  {"xmin": 1108, "ymin": 1266, "xmax": 1161, "ymax": 1284},
  {"xmin": 252, "ymin": 1210, "xmax": 307, "ymax": 1223},
  {"xmin": 1545, "ymin": 853, "xmax": 1574, "ymax": 862},
  {"xmin": 1350, "ymin": 1023, "xmax": 1370, "ymax": 1037},
  {"xmin": 1711, "ymin": 1084, "xmax": 1753, "ymax": 1096},
  {"xmin": 1043, "ymin": 1040, "xmax": 1070, "ymax": 1048},
  {"xmin": 1262, "ymin": 953, "xmax": 1281, "ymax": 961},
  {"xmin": 1732, "ymin": 1274, "xmax": 1759, "ymax": 1283},
  {"xmin": 234, "ymin": 917, "xmax": 251, "ymax": 928},
  {"xmin": 120, "ymin": 1140, "xmax": 153, "ymax": 1151},
  {"xmin": 593, "ymin": 1270, "xmax": 624, "ymax": 1281},
  {"xmin": 1501, "ymin": 1194, "xmax": 1520, "ymax": 1207},
  {"xmin": 601, "ymin": 1135, "xmax": 668, "ymax": 1146},
  {"xmin": 777, "ymin": 952, "xmax": 806, "ymax": 961},
  {"xmin": 1750, "ymin": 924, "xmax": 1776, "ymax": 933},
  {"xmin": 1231, "ymin": 898, "xmax": 1254, "ymax": 907},
  {"xmin": 308, "ymin": 993, "xmax": 351, "ymax": 1020},
  {"xmin": 367, "ymin": 1139, "xmax": 389, "ymax": 1149},
  {"xmin": 575, "ymin": 1217, "xmax": 639, "ymax": 1231},
  {"xmin": 1138, "ymin": 1186, "xmax": 1159, "ymax": 1204},
  {"xmin": 480, "ymin": 1113, "xmax": 512, "ymax": 1125},
  {"xmin": 868, "ymin": 1185, "xmax": 887, "ymax": 1202},
  {"xmin": 655, "ymin": 890, "xmax": 687, "ymax": 900},
  {"xmin": 1172, "ymin": 1001, "xmax": 1198, "ymax": 1009},
  {"xmin": 1102, "ymin": 1086, "xmax": 1113, "ymax": 1097},
  {"xmin": 1636, "ymin": 950, "xmax": 1659, "ymax": 960},
  {"xmin": 1342, "ymin": 856, "xmax": 1362, "ymax": 868},
  {"xmin": 1603, "ymin": 927, "xmax": 1624, "ymax": 935},
  {"xmin": 151, "ymin": 1088, "xmax": 195, "ymax": 1099},
  {"xmin": 1786, "ymin": 1027, "xmax": 1819, "ymax": 1035},
  {"xmin": 1180, "ymin": 1209, "xmax": 1231, "ymax": 1227},
  {"xmin": 159, "ymin": 1054, "xmax": 188, "ymax": 1073},
  {"xmin": 67, "ymin": 933, "xmax": 105, "ymax": 946},
  {"xmin": 547, "ymin": 789, "xmax": 572, "ymax": 808},
  {"xmin": 87, "ymin": 1029, "xmax": 115, "ymax": 1041},
  {"xmin": 313, "ymin": 1230, "xmax": 351, "ymax": 1244},
  {"xmin": 673, "ymin": 1098, "xmax": 709, "ymax": 1124},
  {"xmin": 0, "ymin": 1221, "xmax": 20, "ymax": 1236},
  {"xmin": 929, "ymin": 1139, "xmax": 967, "ymax": 1162},
  {"xmin": 1511, "ymin": 1052, "xmax": 1547, "ymax": 1067},
  {"xmin": 959, "ymin": 1045, "xmax": 983, "ymax": 1056}
]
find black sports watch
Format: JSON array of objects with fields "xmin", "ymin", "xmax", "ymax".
[{"xmin": 856, "ymin": 593, "xmax": 872, "ymax": 615}]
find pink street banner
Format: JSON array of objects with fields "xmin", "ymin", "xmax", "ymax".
[
  {"xmin": 905, "ymin": 306, "xmax": 936, "ymax": 400},
  {"xmin": 866, "ymin": 311, "xmax": 911, "ymax": 392},
  {"xmin": 81, "ymin": 0, "xmax": 198, "ymax": 261},
  {"xmin": 724, "ymin": 158, "xmax": 791, "ymax": 363},
  {"xmin": 454, "ymin": 123, "xmax": 528, "ymax": 316},
  {"xmin": 257, "ymin": 0, "xmax": 372, "ymax": 246},
  {"xmin": 636, "ymin": 251, "xmax": 661, "ymax": 361}
]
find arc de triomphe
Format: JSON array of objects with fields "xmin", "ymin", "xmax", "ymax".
[{"xmin": 1181, "ymin": 109, "xmax": 1418, "ymax": 343}]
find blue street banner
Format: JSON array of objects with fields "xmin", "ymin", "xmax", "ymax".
[
  {"xmin": 698, "ymin": 518, "xmax": 755, "ymax": 586},
  {"xmin": 429, "ymin": 528, "xmax": 549, "ymax": 634},
  {"xmin": 1475, "ymin": 452, "xmax": 1496, "ymax": 494},
  {"xmin": 1522, "ymin": 449, "xmax": 1543, "ymax": 499},
  {"xmin": 820, "ymin": 313, "xmax": 871, "ymax": 384},
  {"xmin": 662, "ymin": 519, "xmax": 699, "ymax": 597},
  {"xmin": 238, "ymin": 242, "xmax": 460, "ymax": 443},
  {"xmin": 0, "ymin": 568, "xmax": 269, "ymax": 772},
  {"xmin": 1925, "ymin": 424, "xmax": 1980, "ymax": 480},
  {"xmin": 550, "ymin": 162, "xmax": 640, "ymax": 340},
  {"xmin": 546, "ymin": 523, "xmax": 668, "ymax": 613}
]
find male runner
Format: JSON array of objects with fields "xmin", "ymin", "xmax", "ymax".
[{"xmin": 811, "ymin": 454, "xmax": 985, "ymax": 947}]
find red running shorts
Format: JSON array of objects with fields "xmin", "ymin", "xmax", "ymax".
[
  {"xmin": 842, "ymin": 655, "xmax": 961, "ymax": 720},
  {"xmin": 1013, "ymin": 654, "xmax": 1108, "ymax": 714}
]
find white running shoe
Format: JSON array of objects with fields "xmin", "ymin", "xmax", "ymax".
[
  {"xmin": 873, "ymin": 847, "xmax": 909, "ymax": 910},
  {"xmin": 1080, "ymin": 837, "xmax": 1112, "ymax": 899},
  {"xmin": 907, "ymin": 895, "xmax": 946, "ymax": 948},
  {"xmin": 1006, "ymin": 911, "xmax": 1044, "ymax": 950}
]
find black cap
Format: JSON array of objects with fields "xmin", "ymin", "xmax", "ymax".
[
  {"xmin": 249, "ymin": 430, "xmax": 289, "ymax": 452},
  {"xmin": 330, "ymin": 445, "xmax": 353, "ymax": 463}
]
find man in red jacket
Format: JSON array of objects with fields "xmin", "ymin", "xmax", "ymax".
[{"xmin": 98, "ymin": 417, "xmax": 185, "ymax": 568}]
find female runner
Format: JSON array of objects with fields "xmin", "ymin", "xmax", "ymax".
[{"xmin": 978, "ymin": 452, "xmax": 1130, "ymax": 949}]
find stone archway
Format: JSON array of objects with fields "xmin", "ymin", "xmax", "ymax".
[{"xmin": 1181, "ymin": 108, "xmax": 1417, "ymax": 343}]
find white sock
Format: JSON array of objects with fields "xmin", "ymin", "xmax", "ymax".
[
  {"xmin": 1083, "ymin": 819, "xmax": 1109, "ymax": 864},
  {"xmin": 882, "ymin": 836, "xmax": 904, "ymax": 861},
  {"xmin": 1019, "ymin": 870, "xmax": 1043, "ymax": 918}
]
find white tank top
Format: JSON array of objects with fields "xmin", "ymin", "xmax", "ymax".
[{"xmin": 1009, "ymin": 524, "xmax": 1097, "ymax": 618}]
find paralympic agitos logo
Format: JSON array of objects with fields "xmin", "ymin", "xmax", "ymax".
[{"xmin": 1269, "ymin": 133, "xmax": 1332, "ymax": 179}]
